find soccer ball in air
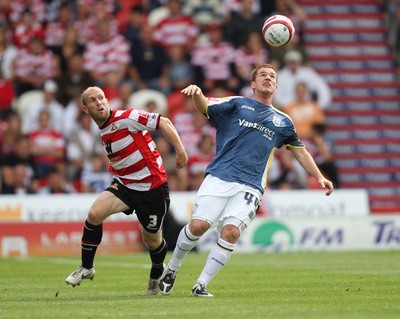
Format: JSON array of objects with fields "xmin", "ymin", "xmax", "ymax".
[{"xmin": 262, "ymin": 15, "xmax": 295, "ymax": 47}]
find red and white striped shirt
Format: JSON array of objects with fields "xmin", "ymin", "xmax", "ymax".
[
  {"xmin": 153, "ymin": 16, "xmax": 199, "ymax": 48},
  {"xmin": 14, "ymin": 47, "xmax": 56, "ymax": 78},
  {"xmin": 83, "ymin": 35, "xmax": 130, "ymax": 75},
  {"xmin": 100, "ymin": 109, "xmax": 166, "ymax": 191},
  {"xmin": 10, "ymin": 0, "xmax": 45, "ymax": 24},
  {"xmin": 191, "ymin": 41, "xmax": 235, "ymax": 81},
  {"xmin": 44, "ymin": 22, "xmax": 69, "ymax": 47},
  {"xmin": 12, "ymin": 22, "xmax": 44, "ymax": 48},
  {"xmin": 28, "ymin": 129, "xmax": 65, "ymax": 165}
]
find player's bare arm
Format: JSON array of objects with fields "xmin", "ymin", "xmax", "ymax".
[
  {"xmin": 289, "ymin": 146, "xmax": 334, "ymax": 196},
  {"xmin": 181, "ymin": 85, "xmax": 208, "ymax": 115},
  {"xmin": 158, "ymin": 116, "xmax": 188, "ymax": 169}
]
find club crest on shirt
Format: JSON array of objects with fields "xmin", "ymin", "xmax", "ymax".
[
  {"xmin": 272, "ymin": 116, "xmax": 281, "ymax": 127},
  {"xmin": 111, "ymin": 123, "xmax": 118, "ymax": 131}
]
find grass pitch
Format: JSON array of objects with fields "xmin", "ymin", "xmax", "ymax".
[{"xmin": 1, "ymin": 251, "xmax": 399, "ymax": 319}]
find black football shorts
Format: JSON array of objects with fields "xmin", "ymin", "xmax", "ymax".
[{"xmin": 106, "ymin": 179, "xmax": 170, "ymax": 233}]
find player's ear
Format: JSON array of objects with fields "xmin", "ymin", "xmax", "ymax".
[{"xmin": 81, "ymin": 104, "xmax": 89, "ymax": 114}]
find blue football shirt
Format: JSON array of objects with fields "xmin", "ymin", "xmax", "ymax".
[{"xmin": 204, "ymin": 96, "xmax": 304, "ymax": 194}]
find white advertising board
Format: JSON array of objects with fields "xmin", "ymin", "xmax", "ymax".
[
  {"xmin": 0, "ymin": 194, "xmax": 132, "ymax": 222},
  {"xmin": 262, "ymin": 189, "xmax": 369, "ymax": 218},
  {"xmin": 0, "ymin": 189, "xmax": 369, "ymax": 223},
  {"xmin": 197, "ymin": 215, "xmax": 400, "ymax": 252}
]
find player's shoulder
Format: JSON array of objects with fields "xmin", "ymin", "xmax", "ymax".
[
  {"xmin": 107, "ymin": 109, "xmax": 133, "ymax": 124},
  {"xmin": 112, "ymin": 108, "xmax": 145, "ymax": 119},
  {"xmin": 208, "ymin": 96, "xmax": 244, "ymax": 106},
  {"xmin": 271, "ymin": 105, "xmax": 295, "ymax": 125}
]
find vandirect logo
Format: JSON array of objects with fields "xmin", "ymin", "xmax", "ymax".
[
  {"xmin": 238, "ymin": 119, "xmax": 275, "ymax": 140},
  {"xmin": 252, "ymin": 221, "xmax": 295, "ymax": 252}
]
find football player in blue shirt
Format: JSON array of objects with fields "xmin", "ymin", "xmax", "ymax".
[{"xmin": 159, "ymin": 63, "xmax": 334, "ymax": 297}]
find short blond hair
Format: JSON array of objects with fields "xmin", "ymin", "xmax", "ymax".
[
  {"xmin": 250, "ymin": 64, "xmax": 277, "ymax": 82},
  {"xmin": 81, "ymin": 86, "xmax": 103, "ymax": 106}
]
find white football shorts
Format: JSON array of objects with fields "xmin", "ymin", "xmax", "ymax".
[{"xmin": 192, "ymin": 174, "xmax": 262, "ymax": 233}]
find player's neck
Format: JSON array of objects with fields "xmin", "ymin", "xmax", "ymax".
[{"xmin": 253, "ymin": 94, "xmax": 273, "ymax": 107}]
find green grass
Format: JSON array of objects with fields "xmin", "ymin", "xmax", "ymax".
[{"xmin": 1, "ymin": 251, "xmax": 399, "ymax": 319}]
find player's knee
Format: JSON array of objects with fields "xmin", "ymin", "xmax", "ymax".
[
  {"xmin": 87, "ymin": 208, "xmax": 104, "ymax": 226},
  {"xmin": 220, "ymin": 225, "xmax": 240, "ymax": 243},
  {"xmin": 189, "ymin": 219, "xmax": 210, "ymax": 237},
  {"xmin": 142, "ymin": 233, "xmax": 162, "ymax": 250}
]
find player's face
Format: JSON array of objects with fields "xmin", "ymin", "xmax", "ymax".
[
  {"xmin": 82, "ymin": 88, "xmax": 110, "ymax": 126},
  {"xmin": 252, "ymin": 67, "xmax": 277, "ymax": 95}
]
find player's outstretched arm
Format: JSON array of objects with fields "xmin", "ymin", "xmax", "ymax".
[
  {"xmin": 158, "ymin": 117, "xmax": 188, "ymax": 169},
  {"xmin": 289, "ymin": 147, "xmax": 334, "ymax": 196},
  {"xmin": 181, "ymin": 84, "xmax": 208, "ymax": 115}
]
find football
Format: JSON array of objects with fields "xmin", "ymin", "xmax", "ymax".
[{"xmin": 262, "ymin": 15, "xmax": 295, "ymax": 47}]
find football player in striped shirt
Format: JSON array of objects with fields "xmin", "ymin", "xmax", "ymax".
[
  {"xmin": 159, "ymin": 64, "xmax": 334, "ymax": 297},
  {"xmin": 65, "ymin": 87, "xmax": 188, "ymax": 295}
]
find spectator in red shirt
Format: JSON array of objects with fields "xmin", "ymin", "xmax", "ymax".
[
  {"xmin": 88, "ymin": 0, "xmax": 119, "ymax": 41},
  {"xmin": 28, "ymin": 109, "xmax": 65, "ymax": 179},
  {"xmin": 13, "ymin": 36, "xmax": 59, "ymax": 96},
  {"xmin": 12, "ymin": 8, "xmax": 44, "ymax": 48},
  {"xmin": 173, "ymin": 95, "xmax": 215, "ymax": 158},
  {"xmin": 9, "ymin": 0, "xmax": 45, "ymax": 26},
  {"xmin": 152, "ymin": 0, "xmax": 199, "ymax": 51},
  {"xmin": 187, "ymin": 134, "xmax": 215, "ymax": 191},
  {"xmin": 191, "ymin": 22, "xmax": 238, "ymax": 93},
  {"xmin": 83, "ymin": 18, "xmax": 130, "ymax": 85},
  {"xmin": 0, "ymin": 68, "xmax": 15, "ymax": 118}
]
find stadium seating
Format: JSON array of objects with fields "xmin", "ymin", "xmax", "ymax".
[{"xmin": 298, "ymin": 0, "xmax": 400, "ymax": 213}]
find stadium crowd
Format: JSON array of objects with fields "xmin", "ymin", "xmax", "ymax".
[{"xmin": 0, "ymin": 0, "xmax": 341, "ymax": 195}]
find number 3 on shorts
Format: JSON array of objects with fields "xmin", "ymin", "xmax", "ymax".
[{"xmin": 148, "ymin": 215, "xmax": 158, "ymax": 228}]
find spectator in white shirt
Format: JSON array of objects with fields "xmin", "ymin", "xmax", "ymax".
[
  {"xmin": 273, "ymin": 50, "xmax": 332, "ymax": 109},
  {"xmin": 22, "ymin": 80, "xmax": 64, "ymax": 134}
]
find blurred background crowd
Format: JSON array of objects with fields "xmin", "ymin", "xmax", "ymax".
[{"xmin": 0, "ymin": 0, "xmax": 398, "ymax": 195}]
